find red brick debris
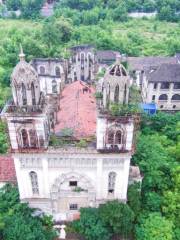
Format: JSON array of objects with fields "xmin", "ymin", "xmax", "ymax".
[
  {"xmin": 55, "ymin": 81, "xmax": 97, "ymax": 139},
  {"xmin": 0, "ymin": 155, "xmax": 16, "ymax": 183}
]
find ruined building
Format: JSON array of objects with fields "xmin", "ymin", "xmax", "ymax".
[{"xmin": 3, "ymin": 47, "xmax": 141, "ymax": 221}]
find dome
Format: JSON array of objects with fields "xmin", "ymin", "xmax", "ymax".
[
  {"xmin": 11, "ymin": 47, "xmax": 38, "ymax": 87},
  {"xmin": 106, "ymin": 54, "xmax": 128, "ymax": 78}
]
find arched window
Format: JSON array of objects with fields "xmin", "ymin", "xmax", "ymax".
[
  {"xmin": 172, "ymin": 94, "xmax": 180, "ymax": 101},
  {"xmin": 114, "ymin": 85, "xmax": 119, "ymax": 103},
  {"xmin": 81, "ymin": 53, "xmax": 85, "ymax": 64},
  {"xmin": 74, "ymin": 72, "xmax": 77, "ymax": 81},
  {"xmin": 123, "ymin": 84, "xmax": 127, "ymax": 104},
  {"xmin": 107, "ymin": 131, "xmax": 114, "ymax": 145},
  {"xmin": 52, "ymin": 80, "xmax": 57, "ymax": 93},
  {"xmin": 39, "ymin": 135, "xmax": 44, "ymax": 147},
  {"xmin": 55, "ymin": 66, "xmax": 61, "ymax": 77},
  {"xmin": 31, "ymin": 83, "xmax": 36, "ymax": 105},
  {"xmin": 108, "ymin": 172, "xmax": 116, "ymax": 194},
  {"xmin": 161, "ymin": 82, "xmax": 169, "ymax": 89},
  {"xmin": 29, "ymin": 129, "xmax": 38, "ymax": 148},
  {"xmin": 30, "ymin": 171, "xmax": 39, "ymax": 195},
  {"xmin": 21, "ymin": 129, "xmax": 29, "ymax": 148},
  {"xmin": 22, "ymin": 83, "xmax": 27, "ymax": 105},
  {"xmin": 115, "ymin": 131, "xmax": 122, "ymax": 144},
  {"xmin": 40, "ymin": 66, "xmax": 45, "ymax": 75},
  {"xmin": 159, "ymin": 94, "xmax": 168, "ymax": 101}
]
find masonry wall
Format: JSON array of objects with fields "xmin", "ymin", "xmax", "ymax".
[{"xmin": 13, "ymin": 151, "xmax": 131, "ymax": 220}]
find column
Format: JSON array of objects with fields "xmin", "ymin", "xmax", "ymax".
[
  {"xmin": 42, "ymin": 157, "xmax": 50, "ymax": 198},
  {"xmin": 96, "ymin": 158, "xmax": 103, "ymax": 199}
]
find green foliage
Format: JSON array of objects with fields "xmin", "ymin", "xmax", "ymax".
[
  {"xmin": 19, "ymin": 0, "xmax": 44, "ymax": 19},
  {"xmin": 110, "ymin": 103, "xmax": 141, "ymax": 116},
  {"xmin": 42, "ymin": 17, "xmax": 73, "ymax": 49},
  {"xmin": 129, "ymin": 85, "xmax": 142, "ymax": 104},
  {"xmin": 0, "ymin": 184, "xmax": 56, "ymax": 240},
  {"xmin": 99, "ymin": 201, "xmax": 135, "ymax": 238},
  {"xmin": 71, "ymin": 208, "xmax": 111, "ymax": 240},
  {"xmin": 95, "ymin": 92, "xmax": 103, "ymax": 99},
  {"xmin": 135, "ymin": 213, "xmax": 174, "ymax": 240},
  {"xmin": 0, "ymin": 122, "xmax": 9, "ymax": 153},
  {"xmin": 133, "ymin": 112, "xmax": 180, "ymax": 239},
  {"xmin": 162, "ymin": 166, "xmax": 180, "ymax": 228},
  {"xmin": 127, "ymin": 182, "xmax": 141, "ymax": 216},
  {"xmin": 6, "ymin": 0, "xmax": 21, "ymax": 11},
  {"xmin": 76, "ymin": 139, "xmax": 88, "ymax": 148}
]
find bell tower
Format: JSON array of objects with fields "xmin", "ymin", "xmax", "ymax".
[
  {"xmin": 4, "ymin": 47, "xmax": 50, "ymax": 151},
  {"xmin": 97, "ymin": 55, "xmax": 134, "ymax": 152},
  {"xmin": 11, "ymin": 45, "xmax": 41, "ymax": 107},
  {"xmin": 102, "ymin": 54, "xmax": 130, "ymax": 109}
]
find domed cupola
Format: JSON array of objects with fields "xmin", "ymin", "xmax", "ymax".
[
  {"xmin": 102, "ymin": 54, "xmax": 130, "ymax": 108},
  {"xmin": 11, "ymin": 46, "xmax": 40, "ymax": 106}
]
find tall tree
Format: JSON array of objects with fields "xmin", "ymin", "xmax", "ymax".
[{"xmin": 135, "ymin": 213, "xmax": 174, "ymax": 240}]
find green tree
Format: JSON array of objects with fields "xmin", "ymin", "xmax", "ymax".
[
  {"xmin": 72, "ymin": 208, "xmax": 110, "ymax": 240},
  {"xmin": 127, "ymin": 183, "xmax": 141, "ymax": 216},
  {"xmin": 135, "ymin": 213, "xmax": 174, "ymax": 240},
  {"xmin": 20, "ymin": 0, "xmax": 44, "ymax": 18},
  {"xmin": 0, "ymin": 184, "xmax": 56, "ymax": 240},
  {"xmin": 6, "ymin": 0, "xmax": 21, "ymax": 11},
  {"xmin": 162, "ymin": 166, "xmax": 180, "ymax": 228},
  {"xmin": 42, "ymin": 18, "xmax": 73, "ymax": 48},
  {"xmin": 0, "ymin": 122, "xmax": 9, "ymax": 153},
  {"xmin": 99, "ymin": 201, "xmax": 135, "ymax": 238}
]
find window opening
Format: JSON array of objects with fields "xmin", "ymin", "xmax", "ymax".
[
  {"xmin": 30, "ymin": 171, "xmax": 39, "ymax": 195},
  {"xmin": 172, "ymin": 94, "xmax": 180, "ymax": 101},
  {"xmin": 55, "ymin": 67, "xmax": 61, "ymax": 77},
  {"xmin": 159, "ymin": 94, "xmax": 168, "ymax": 101},
  {"xmin": 69, "ymin": 181, "xmax": 77, "ymax": 187},
  {"xmin": 21, "ymin": 129, "xmax": 29, "ymax": 148},
  {"xmin": 40, "ymin": 66, "xmax": 45, "ymax": 75},
  {"xmin": 31, "ymin": 83, "xmax": 36, "ymax": 105},
  {"xmin": 69, "ymin": 204, "xmax": 78, "ymax": 210},
  {"xmin": 114, "ymin": 85, "xmax": 119, "ymax": 103},
  {"xmin": 52, "ymin": 80, "xmax": 57, "ymax": 93},
  {"xmin": 108, "ymin": 172, "xmax": 116, "ymax": 194},
  {"xmin": 22, "ymin": 83, "xmax": 27, "ymax": 105}
]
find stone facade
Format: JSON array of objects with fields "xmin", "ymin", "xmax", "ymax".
[
  {"xmin": 141, "ymin": 64, "xmax": 180, "ymax": 111},
  {"xmin": 3, "ymin": 47, "xmax": 140, "ymax": 221}
]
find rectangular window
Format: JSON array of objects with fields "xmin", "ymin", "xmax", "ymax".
[
  {"xmin": 174, "ymin": 83, "xmax": 180, "ymax": 89},
  {"xmin": 69, "ymin": 181, "xmax": 77, "ymax": 187},
  {"xmin": 154, "ymin": 83, "xmax": 157, "ymax": 89},
  {"xmin": 152, "ymin": 95, "xmax": 155, "ymax": 101},
  {"xmin": 161, "ymin": 82, "xmax": 170, "ymax": 89},
  {"xmin": 69, "ymin": 204, "xmax": 78, "ymax": 210}
]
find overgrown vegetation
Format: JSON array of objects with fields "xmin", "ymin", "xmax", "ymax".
[
  {"xmin": 70, "ymin": 112, "xmax": 180, "ymax": 240},
  {"xmin": 0, "ymin": 184, "xmax": 57, "ymax": 240}
]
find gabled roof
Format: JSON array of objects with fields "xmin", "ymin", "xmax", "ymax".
[
  {"xmin": 55, "ymin": 81, "xmax": 96, "ymax": 139},
  {"xmin": 147, "ymin": 63, "xmax": 180, "ymax": 83},
  {"xmin": 0, "ymin": 155, "xmax": 16, "ymax": 183},
  {"xmin": 128, "ymin": 56, "xmax": 176, "ymax": 71},
  {"xmin": 97, "ymin": 50, "xmax": 120, "ymax": 61}
]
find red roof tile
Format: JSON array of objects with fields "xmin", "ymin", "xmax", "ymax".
[
  {"xmin": 55, "ymin": 81, "xmax": 96, "ymax": 139},
  {"xmin": 0, "ymin": 155, "xmax": 16, "ymax": 183}
]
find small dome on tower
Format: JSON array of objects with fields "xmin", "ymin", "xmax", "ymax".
[
  {"xmin": 102, "ymin": 54, "xmax": 130, "ymax": 107},
  {"xmin": 11, "ymin": 46, "xmax": 40, "ymax": 107},
  {"xmin": 11, "ymin": 46, "xmax": 38, "ymax": 87},
  {"xmin": 108, "ymin": 54, "xmax": 127, "ymax": 77}
]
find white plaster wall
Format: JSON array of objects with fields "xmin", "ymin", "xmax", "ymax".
[
  {"xmin": 97, "ymin": 117, "xmax": 134, "ymax": 151},
  {"xmin": 144, "ymin": 82, "xmax": 180, "ymax": 110},
  {"xmin": 5, "ymin": 115, "xmax": 48, "ymax": 150},
  {"xmin": 14, "ymin": 152, "xmax": 131, "ymax": 218}
]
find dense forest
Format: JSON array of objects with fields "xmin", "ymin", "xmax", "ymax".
[{"xmin": 0, "ymin": 0, "xmax": 179, "ymax": 240}]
